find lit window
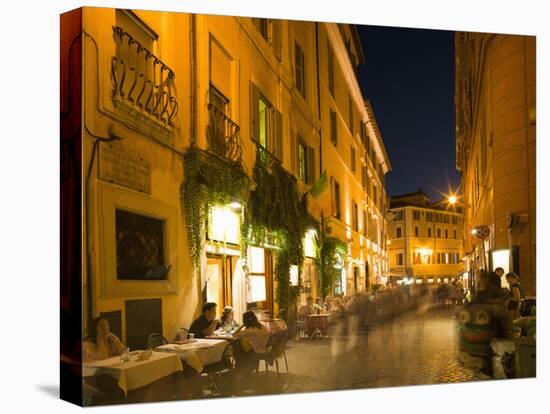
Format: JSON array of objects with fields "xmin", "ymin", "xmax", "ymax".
[
  {"xmin": 258, "ymin": 96, "xmax": 270, "ymax": 149},
  {"xmin": 304, "ymin": 232, "xmax": 316, "ymax": 258},
  {"xmin": 208, "ymin": 205, "xmax": 241, "ymax": 245},
  {"xmin": 289, "ymin": 265, "xmax": 299, "ymax": 286}
]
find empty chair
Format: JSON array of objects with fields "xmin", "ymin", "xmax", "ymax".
[{"xmin": 147, "ymin": 332, "xmax": 168, "ymax": 349}]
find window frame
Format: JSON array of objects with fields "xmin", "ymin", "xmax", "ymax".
[{"xmin": 295, "ymin": 40, "xmax": 306, "ymax": 98}]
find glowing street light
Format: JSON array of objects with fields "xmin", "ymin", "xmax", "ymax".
[{"xmin": 448, "ymin": 195, "xmax": 457, "ymax": 205}]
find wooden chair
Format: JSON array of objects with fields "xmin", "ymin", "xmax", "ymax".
[{"xmin": 147, "ymin": 332, "xmax": 168, "ymax": 349}]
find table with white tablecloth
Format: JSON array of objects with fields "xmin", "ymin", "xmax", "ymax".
[
  {"xmin": 82, "ymin": 351, "xmax": 183, "ymax": 395},
  {"xmin": 155, "ymin": 339, "xmax": 228, "ymax": 373}
]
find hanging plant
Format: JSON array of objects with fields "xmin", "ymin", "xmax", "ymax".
[
  {"xmin": 180, "ymin": 148, "xmax": 250, "ymax": 272},
  {"xmin": 247, "ymin": 147, "xmax": 318, "ymax": 320},
  {"xmin": 318, "ymin": 237, "xmax": 348, "ymax": 297}
]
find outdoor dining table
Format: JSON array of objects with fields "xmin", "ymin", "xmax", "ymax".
[
  {"xmin": 155, "ymin": 338, "xmax": 228, "ymax": 374},
  {"xmin": 305, "ymin": 313, "xmax": 332, "ymax": 337},
  {"xmin": 260, "ymin": 318, "xmax": 288, "ymax": 333},
  {"xmin": 82, "ymin": 351, "xmax": 183, "ymax": 396}
]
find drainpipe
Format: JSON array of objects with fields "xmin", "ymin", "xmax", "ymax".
[
  {"xmin": 190, "ymin": 14, "xmax": 197, "ymax": 148},
  {"xmin": 315, "ymin": 22, "xmax": 323, "ymax": 176}
]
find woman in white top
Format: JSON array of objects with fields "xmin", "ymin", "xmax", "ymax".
[
  {"xmin": 232, "ymin": 311, "xmax": 271, "ymax": 374},
  {"xmin": 83, "ymin": 317, "xmax": 124, "ymax": 361}
]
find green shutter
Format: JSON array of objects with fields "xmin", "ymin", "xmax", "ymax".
[
  {"xmin": 306, "ymin": 146, "xmax": 315, "ymax": 184},
  {"xmin": 273, "ymin": 109, "xmax": 283, "ymax": 161},
  {"xmin": 249, "ymin": 81, "xmax": 259, "ymax": 142},
  {"xmin": 271, "ymin": 19, "xmax": 282, "ymax": 60}
]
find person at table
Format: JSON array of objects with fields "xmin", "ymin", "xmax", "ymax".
[
  {"xmin": 189, "ymin": 302, "xmax": 221, "ymax": 339},
  {"xmin": 298, "ymin": 296, "xmax": 314, "ymax": 319},
  {"xmin": 83, "ymin": 317, "xmax": 124, "ymax": 361},
  {"xmin": 220, "ymin": 305, "xmax": 239, "ymax": 333},
  {"xmin": 232, "ymin": 311, "xmax": 271, "ymax": 375},
  {"xmin": 313, "ymin": 297, "xmax": 325, "ymax": 314},
  {"xmin": 324, "ymin": 295, "xmax": 334, "ymax": 311}
]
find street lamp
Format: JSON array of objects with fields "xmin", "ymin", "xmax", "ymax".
[{"xmin": 448, "ymin": 195, "xmax": 457, "ymax": 205}]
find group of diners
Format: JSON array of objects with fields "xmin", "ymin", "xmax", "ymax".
[{"xmin": 82, "ymin": 301, "xmax": 284, "ymax": 400}]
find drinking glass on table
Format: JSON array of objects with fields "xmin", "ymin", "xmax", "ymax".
[{"xmin": 120, "ymin": 347, "xmax": 130, "ymax": 362}]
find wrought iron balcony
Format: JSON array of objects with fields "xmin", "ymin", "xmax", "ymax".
[
  {"xmin": 206, "ymin": 103, "xmax": 243, "ymax": 163},
  {"xmin": 110, "ymin": 26, "xmax": 178, "ymax": 127},
  {"xmin": 255, "ymin": 142, "xmax": 282, "ymax": 175}
]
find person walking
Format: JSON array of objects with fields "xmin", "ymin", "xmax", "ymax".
[{"xmin": 505, "ymin": 272, "xmax": 524, "ymax": 326}]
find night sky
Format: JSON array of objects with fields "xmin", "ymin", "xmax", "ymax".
[{"xmin": 355, "ymin": 25, "xmax": 459, "ymax": 202}]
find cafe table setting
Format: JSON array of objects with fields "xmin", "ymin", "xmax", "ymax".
[
  {"xmin": 82, "ymin": 350, "xmax": 183, "ymax": 395},
  {"xmin": 155, "ymin": 338, "xmax": 228, "ymax": 373}
]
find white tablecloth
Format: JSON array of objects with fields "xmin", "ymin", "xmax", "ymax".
[
  {"xmin": 155, "ymin": 339, "xmax": 228, "ymax": 373},
  {"xmin": 82, "ymin": 351, "xmax": 183, "ymax": 394}
]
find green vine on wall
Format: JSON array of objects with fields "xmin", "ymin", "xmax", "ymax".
[
  {"xmin": 318, "ymin": 237, "xmax": 348, "ymax": 298},
  {"xmin": 248, "ymin": 148, "xmax": 317, "ymax": 320},
  {"xmin": 180, "ymin": 148, "xmax": 250, "ymax": 272}
]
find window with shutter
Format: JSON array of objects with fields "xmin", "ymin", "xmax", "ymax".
[
  {"xmin": 298, "ymin": 139, "xmax": 306, "ymax": 182},
  {"xmin": 306, "ymin": 146, "xmax": 315, "ymax": 184},
  {"xmin": 250, "ymin": 81, "xmax": 260, "ymax": 143},
  {"xmin": 327, "ymin": 41, "xmax": 335, "ymax": 97},
  {"xmin": 350, "ymin": 146, "xmax": 356, "ymax": 173},
  {"xmin": 330, "ymin": 109, "xmax": 337, "ymax": 146},
  {"xmin": 349, "ymin": 94, "xmax": 354, "ymax": 135},
  {"xmin": 331, "ymin": 178, "xmax": 341, "ymax": 219},
  {"xmin": 353, "ymin": 201, "xmax": 359, "ymax": 232},
  {"xmin": 290, "ymin": 133, "xmax": 298, "ymax": 175},
  {"xmin": 271, "ymin": 19, "xmax": 282, "ymax": 60},
  {"xmin": 273, "ymin": 109, "xmax": 283, "ymax": 161},
  {"xmin": 295, "ymin": 41, "xmax": 305, "ymax": 98},
  {"xmin": 253, "ymin": 18, "xmax": 269, "ymax": 40}
]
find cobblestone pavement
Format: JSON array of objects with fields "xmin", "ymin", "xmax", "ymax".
[{"xmin": 242, "ymin": 307, "xmax": 488, "ymax": 396}]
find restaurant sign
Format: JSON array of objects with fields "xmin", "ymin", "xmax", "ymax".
[{"xmin": 99, "ymin": 143, "xmax": 151, "ymax": 194}]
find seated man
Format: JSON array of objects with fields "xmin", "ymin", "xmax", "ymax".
[
  {"xmin": 298, "ymin": 297, "xmax": 314, "ymax": 320},
  {"xmin": 189, "ymin": 302, "xmax": 220, "ymax": 338}
]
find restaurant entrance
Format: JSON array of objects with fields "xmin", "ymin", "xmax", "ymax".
[
  {"xmin": 205, "ymin": 254, "xmax": 235, "ymax": 311},
  {"xmin": 246, "ymin": 248, "xmax": 275, "ymax": 317}
]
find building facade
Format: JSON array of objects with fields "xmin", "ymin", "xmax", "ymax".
[
  {"xmin": 387, "ymin": 190, "xmax": 464, "ymax": 284},
  {"xmin": 63, "ymin": 7, "xmax": 391, "ymax": 346},
  {"xmin": 455, "ymin": 33, "xmax": 536, "ymax": 295}
]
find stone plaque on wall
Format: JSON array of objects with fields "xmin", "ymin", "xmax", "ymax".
[{"xmin": 99, "ymin": 143, "xmax": 151, "ymax": 194}]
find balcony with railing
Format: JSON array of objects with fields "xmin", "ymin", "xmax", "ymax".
[
  {"xmin": 206, "ymin": 103, "xmax": 243, "ymax": 164},
  {"xmin": 110, "ymin": 26, "xmax": 178, "ymax": 133}
]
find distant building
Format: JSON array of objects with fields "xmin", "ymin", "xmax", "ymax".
[
  {"xmin": 387, "ymin": 189, "xmax": 464, "ymax": 285},
  {"xmin": 455, "ymin": 33, "xmax": 536, "ymax": 295}
]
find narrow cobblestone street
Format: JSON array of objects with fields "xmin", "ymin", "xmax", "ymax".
[{"xmin": 242, "ymin": 307, "xmax": 486, "ymax": 397}]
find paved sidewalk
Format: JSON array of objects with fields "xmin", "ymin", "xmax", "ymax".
[{"xmin": 241, "ymin": 308, "xmax": 487, "ymax": 396}]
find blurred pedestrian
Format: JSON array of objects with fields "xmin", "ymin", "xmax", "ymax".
[
  {"xmin": 488, "ymin": 267, "xmax": 505, "ymax": 288},
  {"xmin": 505, "ymin": 272, "xmax": 524, "ymax": 321}
]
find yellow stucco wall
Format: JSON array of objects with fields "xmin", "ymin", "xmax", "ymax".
[
  {"xmin": 456, "ymin": 33, "xmax": 536, "ymax": 295},
  {"xmin": 81, "ymin": 8, "xmax": 392, "ymax": 343}
]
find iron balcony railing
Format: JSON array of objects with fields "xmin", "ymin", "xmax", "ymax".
[
  {"xmin": 206, "ymin": 103, "xmax": 243, "ymax": 163},
  {"xmin": 255, "ymin": 142, "xmax": 282, "ymax": 175},
  {"xmin": 111, "ymin": 26, "xmax": 178, "ymax": 127}
]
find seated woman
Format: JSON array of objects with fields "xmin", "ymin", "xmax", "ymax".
[
  {"xmin": 232, "ymin": 311, "xmax": 271, "ymax": 375},
  {"xmin": 220, "ymin": 306, "xmax": 239, "ymax": 333},
  {"xmin": 83, "ymin": 317, "xmax": 124, "ymax": 361},
  {"xmin": 83, "ymin": 317, "xmax": 125, "ymax": 402}
]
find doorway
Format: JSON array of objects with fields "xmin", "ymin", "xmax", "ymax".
[{"xmin": 205, "ymin": 255, "xmax": 234, "ymax": 312}]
